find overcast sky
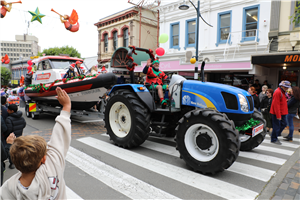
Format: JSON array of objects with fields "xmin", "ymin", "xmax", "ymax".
[{"xmin": 0, "ymin": 0, "xmax": 171, "ymax": 58}]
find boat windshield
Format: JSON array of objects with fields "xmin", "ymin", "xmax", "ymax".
[{"xmin": 50, "ymin": 60, "xmax": 87, "ymax": 69}]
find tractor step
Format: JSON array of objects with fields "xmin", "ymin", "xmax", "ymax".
[
  {"xmin": 151, "ymin": 122, "xmax": 169, "ymax": 126},
  {"xmin": 149, "ymin": 132, "xmax": 166, "ymax": 137}
]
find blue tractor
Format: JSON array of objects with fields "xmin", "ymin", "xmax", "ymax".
[{"xmin": 104, "ymin": 46, "xmax": 266, "ymax": 174}]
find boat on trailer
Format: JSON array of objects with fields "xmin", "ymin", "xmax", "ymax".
[{"xmin": 24, "ymin": 56, "xmax": 117, "ymax": 110}]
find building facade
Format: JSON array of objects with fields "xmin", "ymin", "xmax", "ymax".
[
  {"xmin": 252, "ymin": 0, "xmax": 300, "ymax": 88},
  {"xmin": 133, "ymin": 0, "xmax": 272, "ymax": 90},
  {"xmin": 0, "ymin": 34, "xmax": 41, "ymax": 61},
  {"xmin": 94, "ymin": 6, "xmax": 159, "ymax": 69}
]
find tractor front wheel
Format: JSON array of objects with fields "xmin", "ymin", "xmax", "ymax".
[{"xmin": 176, "ymin": 109, "xmax": 240, "ymax": 174}]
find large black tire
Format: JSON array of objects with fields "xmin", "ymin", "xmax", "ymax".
[
  {"xmin": 104, "ymin": 89, "xmax": 151, "ymax": 148},
  {"xmin": 240, "ymin": 108, "xmax": 267, "ymax": 151},
  {"xmin": 25, "ymin": 105, "xmax": 32, "ymax": 118},
  {"xmin": 176, "ymin": 109, "xmax": 240, "ymax": 174}
]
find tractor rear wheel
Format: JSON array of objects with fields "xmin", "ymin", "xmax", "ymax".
[
  {"xmin": 176, "ymin": 109, "xmax": 240, "ymax": 174},
  {"xmin": 239, "ymin": 108, "xmax": 267, "ymax": 151},
  {"xmin": 104, "ymin": 89, "xmax": 151, "ymax": 148}
]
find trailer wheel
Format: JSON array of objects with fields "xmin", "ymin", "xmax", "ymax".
[
  {"xmin": 176, "ymin": 109, "xmax": 240, "ymax": 174},
  {"xmin": 31, "ymin": 112, "xmax": 39, "ymax": 120},
  {"xmin": 239, "ymin": 108, "xmax": 267, "ymax": 151},
  {"xmin": 25, "ymin": 105, "xmax": 31, "ymax": 118},
  {"xmin": 104, "ymin": 89, "xmax": 150, "ymax": 148}
]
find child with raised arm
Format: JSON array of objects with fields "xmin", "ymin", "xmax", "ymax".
[{"xmin": 1, "ymin": 87, "xmax": 72, "ymax": 200}]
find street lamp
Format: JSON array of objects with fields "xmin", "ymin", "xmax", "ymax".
[{"xmin": 179, "ymin": 0, "xmax": 213, "ymax": 81}]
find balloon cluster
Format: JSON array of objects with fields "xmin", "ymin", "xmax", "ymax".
[
  {"xmin": 1, "ymin": 54, "xmax": 10, "ymax": 64},
  {"xmin": 27, "ymin": 60, "xmax": 33, "ymax": 74},
  {"xmin": 155, "ymin": 33, "xmax": 169, "ymax": 57}
]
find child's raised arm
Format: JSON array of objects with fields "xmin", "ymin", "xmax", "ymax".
[{"xmin": 47, "ymin": 87, "xmax": 72, "ymax": 168}]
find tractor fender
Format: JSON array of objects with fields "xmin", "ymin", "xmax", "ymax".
[{"xmin": 109, "ymin": 84, "xmax": 155, "ymax": 112}]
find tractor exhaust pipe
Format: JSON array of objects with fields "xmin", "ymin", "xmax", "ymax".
[{"xmin": 200, "ymin": 61, "xmax": 205, "ymax": 82}]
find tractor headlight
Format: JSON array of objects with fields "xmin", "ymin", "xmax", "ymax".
[{"xmin": 238, "ymin": 94, "xmax": 249, "ymax": 112}]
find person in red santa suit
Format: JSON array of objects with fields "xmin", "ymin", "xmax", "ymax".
[{"xmin": 143, "ymin": 59, "xmax": 168, "ymax": 107}]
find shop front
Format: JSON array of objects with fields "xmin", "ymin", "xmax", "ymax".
[
  {"xmin": 135, "ymin": 60, "xmax": 254, "ymax": 89},
  {"xmin": 252, "ymin": 52, "xmax": 300, "ymax": 88}
]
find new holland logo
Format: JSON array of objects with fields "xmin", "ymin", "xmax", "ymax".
[
  {"xmin": 182, "ymin": 95, "xmax": 191, "ymax": 105},
  {"xmin": 284, "ymin": 55, "xmax": 300, "ymax": 62}
]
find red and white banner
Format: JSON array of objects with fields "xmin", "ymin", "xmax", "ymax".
[{"xmin": 37, "ymin": 73, "xmax": 51, "ymax": 80}]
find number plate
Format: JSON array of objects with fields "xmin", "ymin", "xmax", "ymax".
[{"xmin": 252, "ymin": 123, "xmax": 264, "ymax": 137}]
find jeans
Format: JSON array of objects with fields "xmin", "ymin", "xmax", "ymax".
[
  {"xmin": 271, "ymin": 114, "xmax": 287, "ymax": 142},
  {"xmin": 287, "ymin": 113, "xmax": 296, "ymax": 138}
]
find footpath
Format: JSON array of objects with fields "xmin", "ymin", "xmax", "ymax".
[{"xmin": 259, "ymin": 129, "xmax": 300, "ymax": 200}]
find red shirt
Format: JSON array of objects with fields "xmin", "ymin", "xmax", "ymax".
[
  {"xmin": 270, "ymin": 87, "xmax": 288, "ymax": 118},
  {"xmin": 144, "ymin": 66, "xmax": 167, "ymax": 85}
]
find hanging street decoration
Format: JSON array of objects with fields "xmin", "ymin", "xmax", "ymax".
[
  {"xmin": 0, "ymin": 1, "xmax": 22, "ymax": 19},
  {"xmin": 51, "ymin": 8, "xmax": 79, "ymax": 32},
  {"xmin": 1, "ymin": 54, "xmax": 10, "ymax": 64},
  {"xmin": 28, "ymin": 7, "xmax": 45, "ymax": 24}
]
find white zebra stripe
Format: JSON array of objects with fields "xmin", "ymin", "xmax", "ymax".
[
  {"xmin": 255, "ymin": 145, "xmax": 295, "ymax": 156},
  {"xmin": 66, "ymin": 186, "xmax": 84, "ymax": 200},
  {"xmin": 66, "ymin": 147, "xmax": 180, "ymax": 200},
  {"xmin": 78, "ymin": 137, "xmax": 259, "ymax": 200},
  {"xmin": 139, "ymin": 139, "xmax": 276, "ymax": 182}
]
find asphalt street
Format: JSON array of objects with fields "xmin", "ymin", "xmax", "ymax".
[{"xmin": 2, "ymin": 107, "xmax": 300, "ymax": 199}]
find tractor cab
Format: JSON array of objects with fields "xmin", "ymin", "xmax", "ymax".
[{"xmin": 31, "ymin": 56, "xmax": 87, "ymax": 85}]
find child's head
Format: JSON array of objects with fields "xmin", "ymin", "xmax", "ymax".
[
  {"xmin": 7, "ymin": 104, "xmax": 18, "ymax": 114},
  {"xmin": 10, "ymin": 135, "xmax": 47, "ymax": 173}
]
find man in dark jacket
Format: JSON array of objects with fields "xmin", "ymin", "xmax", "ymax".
[
  {"xmin": 5, "ymin": 104, "xmax": 26, "ymax": 169},
  {"xmin": 1, "ymin": 96, "xmax": 8, "ymax": 121},
  {"xmin": 5, "ymin": 104, "xmax": 26, "ymax": 138},
  {"xmin": 1, "ymin": 133, "xmax": 16, "ymax": 185}
]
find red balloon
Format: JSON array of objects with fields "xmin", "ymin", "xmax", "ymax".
[
  {"xmin": 155, "ymin": 47, "xmax": 165, "ymax": 56},
  {"xmin": 27, "ymin": 60, "xmax": 32, "ymax": 66},
  {"xmin": 1, "ymin": 59, "xmax": 4, "ymax": 63},
  {"xmin": 27, "ymin": 66, "xmax": 32, "ymax": 71}
]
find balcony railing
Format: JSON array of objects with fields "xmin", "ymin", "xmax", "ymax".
[{"xmin": 223, "ymin": 29, "xmax": 260, "ymax": 60}]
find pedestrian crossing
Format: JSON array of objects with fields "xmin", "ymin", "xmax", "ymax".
[{"xmin": 64, "ymin": 134, "xmax": 300, "ymax": 200}]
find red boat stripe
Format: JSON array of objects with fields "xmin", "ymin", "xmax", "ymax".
[{"xmin": 27, "ymin": 84, "xmax": 93, "ymax": 97}]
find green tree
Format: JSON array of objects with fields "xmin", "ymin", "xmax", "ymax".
[
  {"xmin": 38, "ymin": 45, "xmax": 81, "ymax": 58},
  {"xmin": 1, "ymin": 67, "xmax": 12, "ymax": 86},
  {"xmin": 289, "ymin": 1, "xmax": 300, "ymax": 25}
]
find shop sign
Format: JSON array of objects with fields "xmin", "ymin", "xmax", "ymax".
[{"xmin": 284, "ymin": 55, "xmax": 300, "ymax": 62}]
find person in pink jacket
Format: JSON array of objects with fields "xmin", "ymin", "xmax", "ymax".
[
  {"xmin": 0, "ymin": 87, "xmax": 71, "ymax": 200},
  {"xmin": 269, "ymin": 80, "xmax": 291, "ymax": 144}
]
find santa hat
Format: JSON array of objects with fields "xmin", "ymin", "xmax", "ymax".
[
  {"xmin": 70, "ymin": 63, "xmax": 75, "ymax": 69},
  {"xmin": 80, "ymin": 66, "xmax": 84, "ymax": 69},
  {"xmin": 101, "ymin": 66, "xmax": 107, "ymax": 72}
]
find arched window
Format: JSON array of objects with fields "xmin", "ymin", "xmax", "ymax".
[
  {"xmin": 113, "ymin": 31, "xmax": 118, "ymax": 50},
  {"xmin": 104, "ymin": 33, "xmax": 108, "ymax": 52},
  {"xmin": 123, "ymin": 28, "xmax": 129, "ymax": 47}
]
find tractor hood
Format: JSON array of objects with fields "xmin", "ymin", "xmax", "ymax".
[{"xmin": 182, "ymin": 80, "xmax": 254, "ymax": 114}]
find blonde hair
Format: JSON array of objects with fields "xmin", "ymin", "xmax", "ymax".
[
  {"xmin": 10, "ymin": 135, "xmax": 47, "ymax": 173},
  {"xmin": 262, "ymin": 85, "xmax": 268, "ymax": 91}
]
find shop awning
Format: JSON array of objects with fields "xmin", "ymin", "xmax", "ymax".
[{"xmin": 251, "ymin": 52, "xmax": 300, "ymax": 68}]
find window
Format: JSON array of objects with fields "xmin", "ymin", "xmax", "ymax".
[
  {"xmin": 14, "ymin": 53, "xmax": 16, "ymax": 56},
  {"xmin": 104, "ymin": 34, "xmax": 108, "ymax": 52},
  {"xmin": 4, "ymin": 43, "xmax": 6, "ymax": 46},
  {"xmin": 13, "ymin": 44, "xmax": 15, "ymax": 47},
  {"xmin": 26, "ymin": 49, "xmax": 28, "ymax": 52},
  {"xmin": 185, "ymin": 19, "xmax": 196, "ymax": 48},
  {"xmin": 16, "ymin": 44, "xmax": 18, "ymax": 47},
  {"xmin": 123, "ymin": 28, "xmax": 129, "ymax": 47},
  {"xmin": 113, "ymin": 31, "xmax": 118, "ymax": 50},
  {"xmin": 216, "ymin": 11, "xmax": 232, "ymax": 46},
  {"xmin": 242, "ymin": 5, "xmax": 260, "ymax": 42},
  {"xmin": 170, "ymin": 22, "xmax": 180, "ymax": 49},
  {"xmin": 29, "ymin": 44, "xmax": 31, "ymax": 47}
]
